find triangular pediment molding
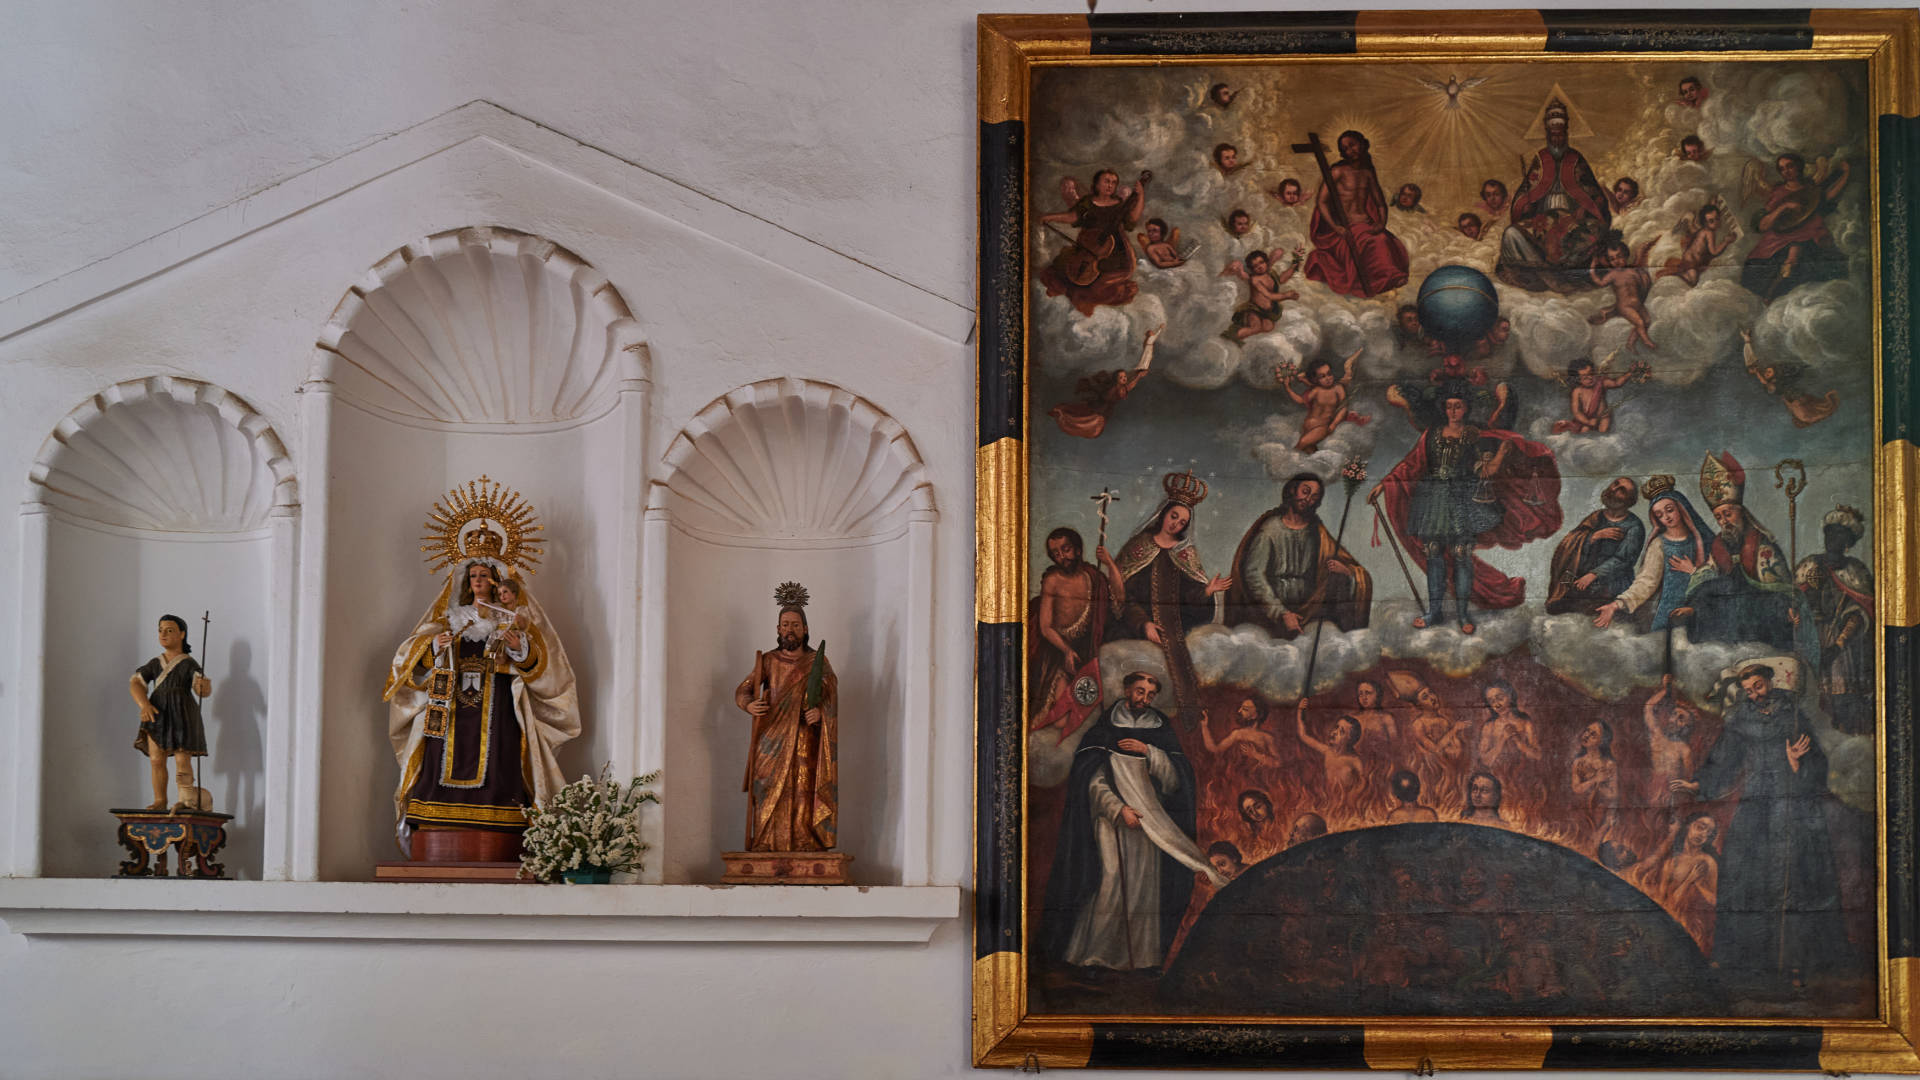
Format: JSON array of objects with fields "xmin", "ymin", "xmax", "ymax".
[{"xmin": 0, "ymin": 101, "xmax": 972, "ymax": 345}]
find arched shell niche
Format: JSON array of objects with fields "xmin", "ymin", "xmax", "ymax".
[
  {"xmin": 22, "ymin": 376, "xmax": 296, "ymax": 880},
  {"xmin": 307, "ymin": 226, "xmax": 648, "ymax": 881},
  {"xmin": 649, "ymin": 378, "xmax": 936, "ymax": 885}
]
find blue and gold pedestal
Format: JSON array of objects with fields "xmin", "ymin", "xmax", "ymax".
[{"xmin": 108, "ymin": 808, "xmax": 232, "ymax": 879}]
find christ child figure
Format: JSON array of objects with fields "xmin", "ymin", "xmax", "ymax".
[
  {"xmin": 484, "ymin": 576, "xmax": 531, "ymax": 657},
  {"xmin": 1588, "ymin": 233, "xmax": 1663, "ymax": 352},
  {"xmin": 1657, "ymin": 202, "xmax": 1738, "ymax": 286},
  {"xmin": 1199, "ymin": 698, "xmax": 1285, "ymax": 768},
  {"xmin": 1553, "ymin": 355, "xmax": 1644, "ymax": 434},
  {"xmin": 1276, "ymin": 349, "xmax": 1369, "ymax": 452}
]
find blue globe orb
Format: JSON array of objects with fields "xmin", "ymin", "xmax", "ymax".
[{"xmin": 1415, "ymin": 265, "xmax": 1500, "ymax": 351}]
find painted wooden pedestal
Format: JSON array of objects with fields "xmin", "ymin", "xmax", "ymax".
[
  {"xmin": 109, "ymin": 809, "xmax": 233, "ymax": 879},
  {"xmin": 371, "ymin": 827, "xmax": 527, "ymax": 883},
  {"xmin": 721, "ymin": 851, "xmax": 853, "ymax": 885}
]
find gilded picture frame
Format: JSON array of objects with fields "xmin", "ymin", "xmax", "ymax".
[{"xmin": 975, "ymin": 9, "xmax": 1920, "ymax": 1070}]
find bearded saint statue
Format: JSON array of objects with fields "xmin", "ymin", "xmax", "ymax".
[{"xmin": 733, "ymin": 581, "xmax": 841, "ymax": 855}]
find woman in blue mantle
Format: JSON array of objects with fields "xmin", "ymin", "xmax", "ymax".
[{"xmin": 1592, "ymin": 475, "xmax": 1712, "ymax": 632}]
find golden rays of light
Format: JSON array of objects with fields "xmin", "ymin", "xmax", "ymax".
[{"xmin": 1245, "ymin": 60, "xmax": 1645, "ymax": 216}]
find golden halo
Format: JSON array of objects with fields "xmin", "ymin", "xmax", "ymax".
[{"xmin": 418, "ymin": 474, "xmax": 545, "ymax": 575}]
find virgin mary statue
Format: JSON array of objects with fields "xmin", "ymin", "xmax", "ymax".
[{"xmin": 383, "ymin": 477, "xmax": 581, "ymax": 859}]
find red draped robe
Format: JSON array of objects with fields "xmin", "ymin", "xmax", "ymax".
[{"xmin": 1305, "ymin": 159, "xmax": 1409, "ymax": 298}]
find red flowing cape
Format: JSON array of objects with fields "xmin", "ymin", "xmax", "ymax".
[{"xmin": 1375, "ymin": 428, "xmax": 1562, "ymax": 609}]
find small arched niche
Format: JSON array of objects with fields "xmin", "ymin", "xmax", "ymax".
[
  {"xmin": 19, "ymin": 376, "xmax": 296, "ymax": 880},
  {"xmin": 646, "ymin": 378, "xmax": 936, "ymax": 885},
  {"xmin": 305, "ymin": 226, "xmax": 648, "ymax": 880}
]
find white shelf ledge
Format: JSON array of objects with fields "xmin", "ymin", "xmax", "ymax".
[{"xmin": 0, "ymin": 878, "xmax": 960, "ymax": 944}]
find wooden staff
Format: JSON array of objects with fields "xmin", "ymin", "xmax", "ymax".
[
  {"xmin": 196, "ymin": 610, "xmax": 211, "ymax": 802},
  {"xmin": 1374, "ymin": 506, "xmax": 1428, "ymax": 614},
  {"xmin": 1300, "ymin": 461, "xmax": 1368, "ymax": 698}
]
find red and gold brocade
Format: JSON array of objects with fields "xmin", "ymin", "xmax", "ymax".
[{"xmin": 734, "ymin": 648, "xmax": 839, "ymax": 852}]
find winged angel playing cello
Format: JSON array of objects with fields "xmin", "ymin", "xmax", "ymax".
[{"xmin": 383, "ymin": 476, "xmax": 582, "ymax": 860}]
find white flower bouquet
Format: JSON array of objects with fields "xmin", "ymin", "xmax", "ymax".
[{"xmin": 518, "ymin": 766, "xmax": 661, "ymax": 882}]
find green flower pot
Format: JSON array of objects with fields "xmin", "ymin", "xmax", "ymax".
[{"xmin": 561, "ymin": 866, "xmax": 612, "ymax": 884}]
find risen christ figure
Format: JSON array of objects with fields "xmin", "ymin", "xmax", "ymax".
[
  {"xmin": 734, "ymin": 604, "xmax": 840, "ymax": 852},
  {"xmin": 1303, "ymin": 130, "xmax": 1410, "ymax": 298}
]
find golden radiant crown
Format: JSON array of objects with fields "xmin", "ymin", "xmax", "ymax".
[
  {"xmin": 774, "ymin": 581, "xmax": 810, "ymax": 610},
  {"xmin": 418, "ymin": 475, "xmax": 545, "ymax": 575},
  {"xmin": 1643, "ymin": 474, "xmax": 1676, "ymax": 500},
  {"xmin": 1163, "ymin": 469, "xmax": 1208, "ymax": 507}
]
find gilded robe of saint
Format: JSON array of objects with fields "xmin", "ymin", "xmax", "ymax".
[{"xmin": 734, "ymin": 644, "xmax": 840, "ymax": 852}]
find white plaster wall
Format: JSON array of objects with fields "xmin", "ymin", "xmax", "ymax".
[
  {"xmin": 0, "ymin": 1, "xmax": 1851, "ymax": 1077},
  {"xmin": 40, "ymin": 522, "xmax": 271, "ymax": 880}
]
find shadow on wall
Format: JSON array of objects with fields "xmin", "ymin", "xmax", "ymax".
[{"xmin": 211, "ymin": 638, "xmax": 266, "ymax": 876}]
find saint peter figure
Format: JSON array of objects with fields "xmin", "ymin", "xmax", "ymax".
[{"xmin": 1546, "ymin": 476, "xmax": 1646, "ymax": 615}]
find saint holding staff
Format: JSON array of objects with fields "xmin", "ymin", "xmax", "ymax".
[
  {"xmin": 731, "ymin": 583, "xmax": 843, "ymax": 861},
  {"xmin": 129, "ymin": 613, "xmax": 213, "ymax": 812}
]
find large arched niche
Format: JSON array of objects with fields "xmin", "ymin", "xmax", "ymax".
[
  {"xmin": 643, "ymin": 378, "xmax": 936, "ymax": 885},
  {"xmin": 304, "ymin": 226, "xmax": 649, "ymax": 881},
  {"xmin": 12, "ymin": 376, "xmax": 297, "ymax": 880}
]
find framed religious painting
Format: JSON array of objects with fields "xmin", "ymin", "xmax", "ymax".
[{"xmin": 974, "ymin": 9, "xmax": 1920, "ymax": 1071}]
